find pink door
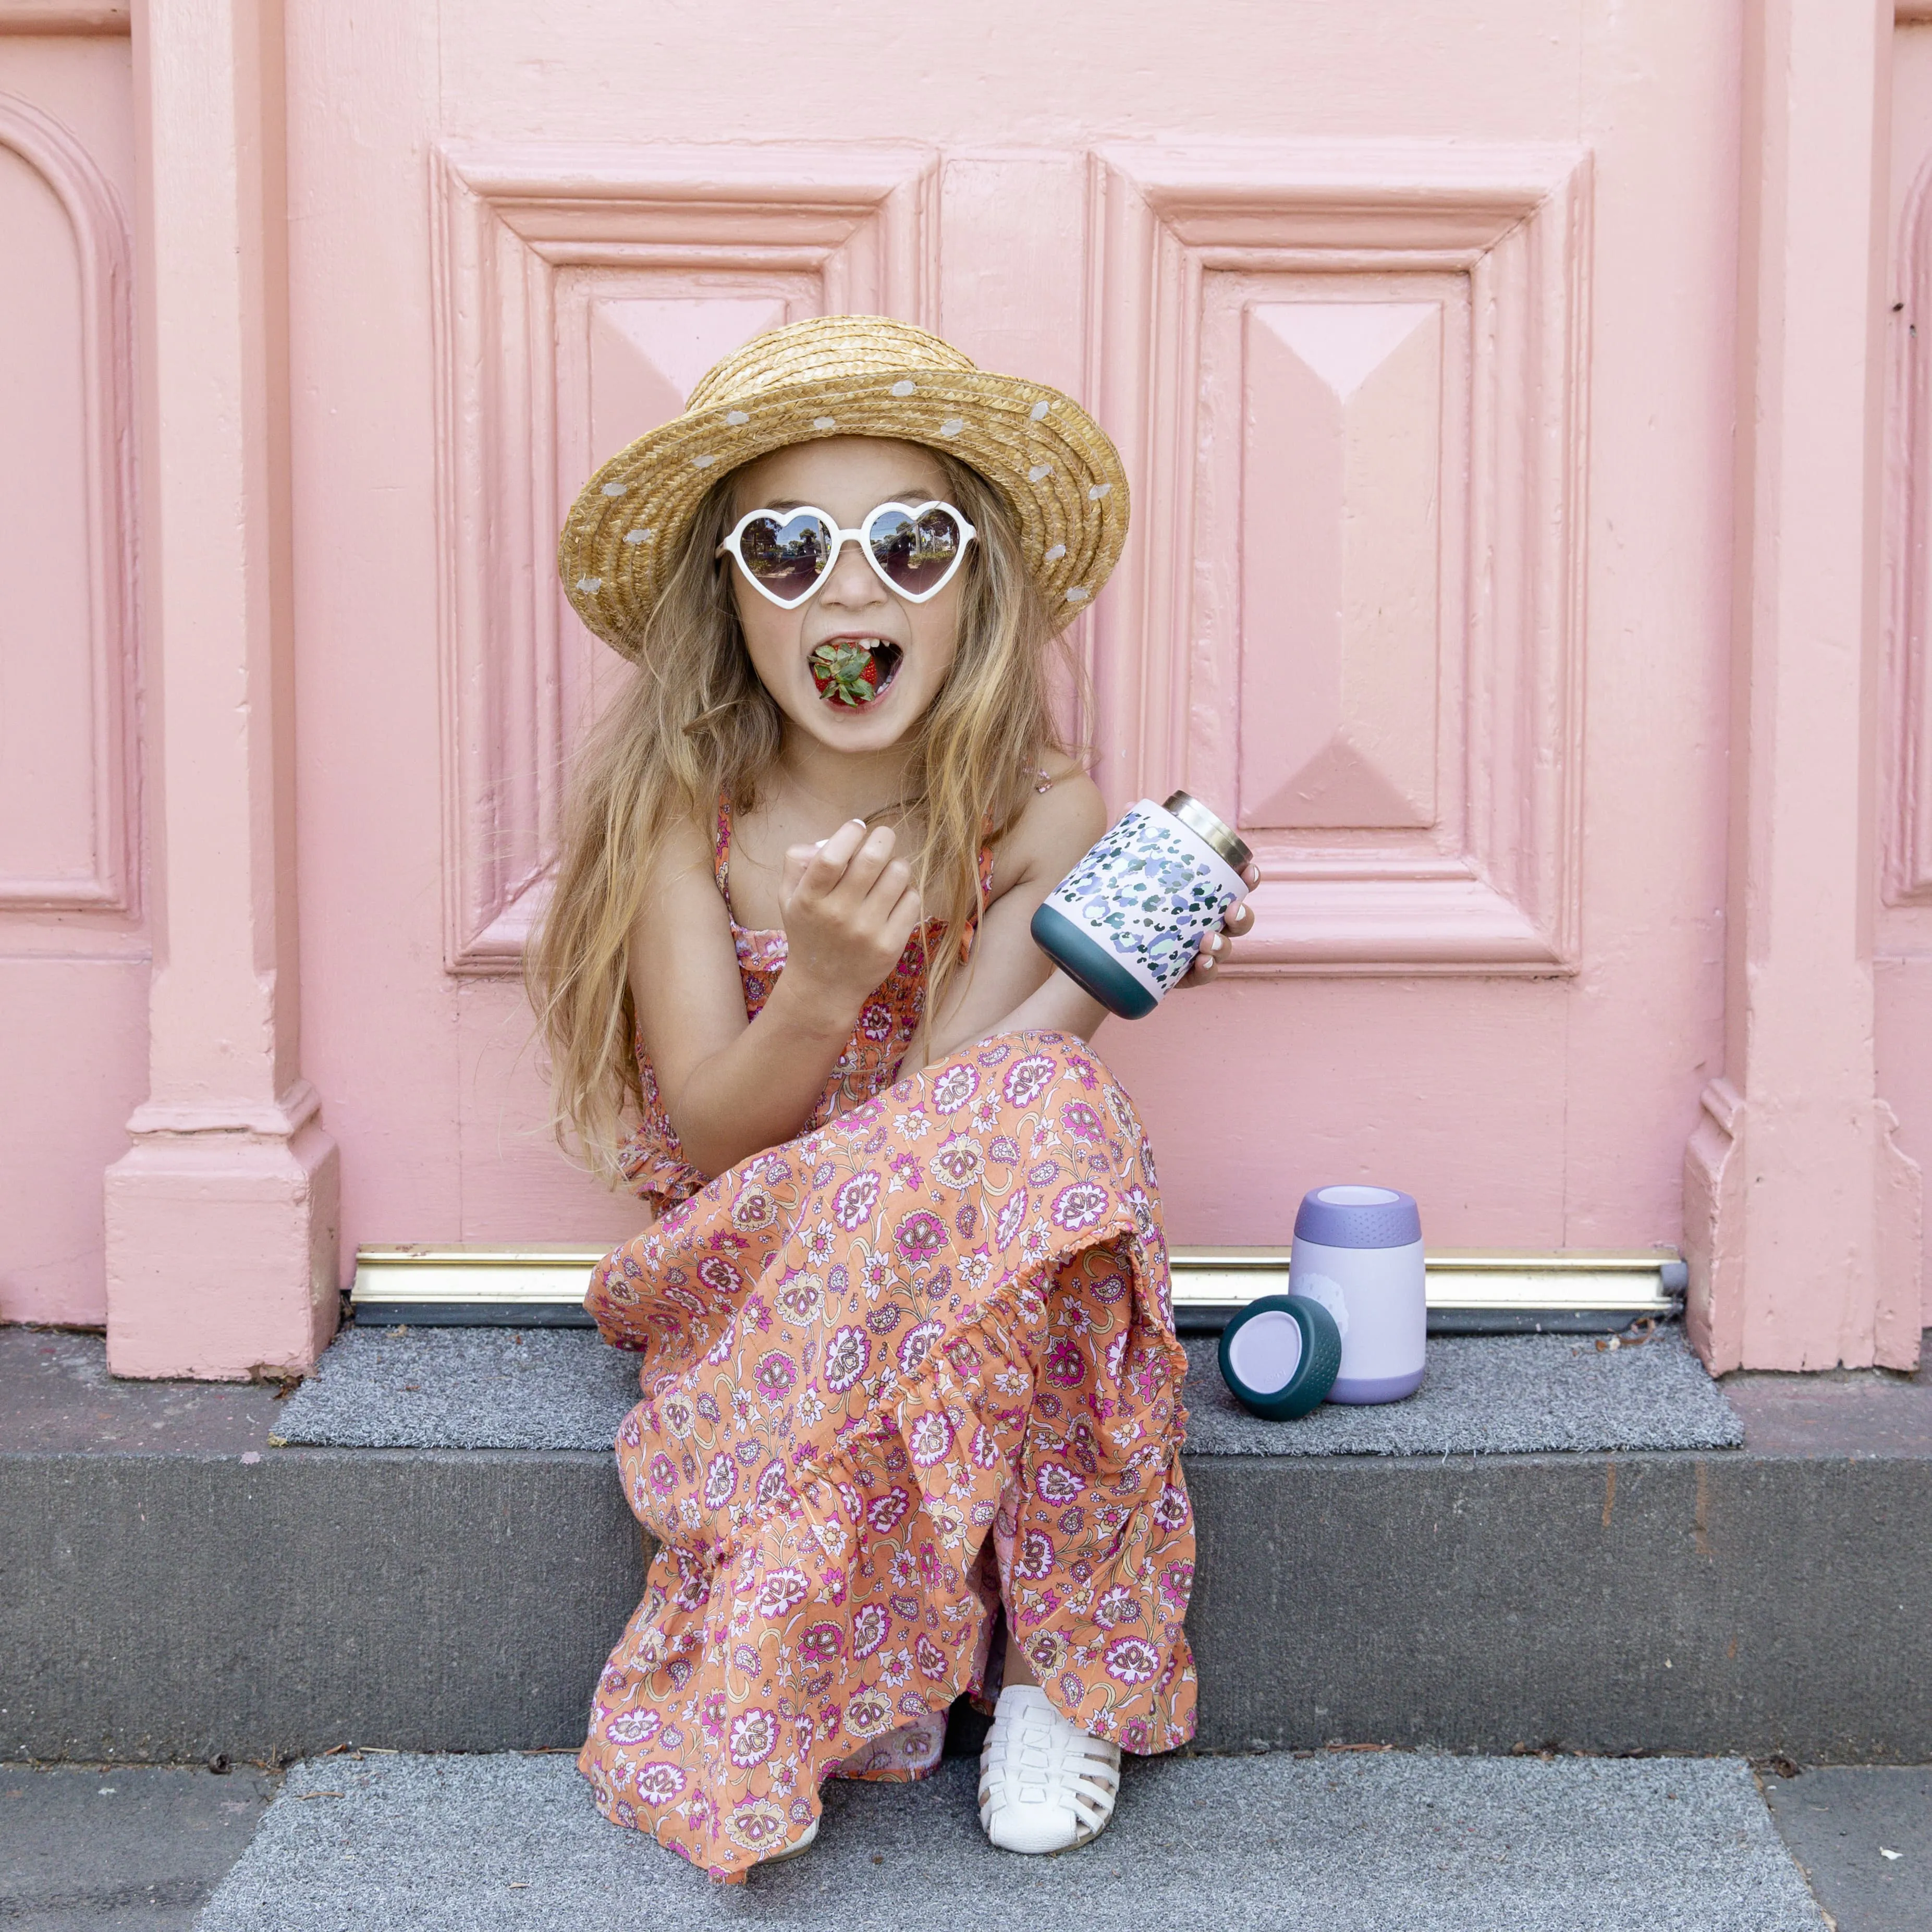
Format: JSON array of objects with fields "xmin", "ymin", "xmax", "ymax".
[{"xmin": 282, "ymin": 4, "xmax": 1734, "ymax": 1279}]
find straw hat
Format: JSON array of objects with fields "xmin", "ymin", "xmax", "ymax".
[{"xmin": 558, "ymin": 315, "xmax": 1129, "ymax": 658}]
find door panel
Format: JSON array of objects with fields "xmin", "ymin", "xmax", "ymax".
[
  {"xmin": 1091, "ymin": 145, "xmax": 1588, "ymax": 975},
  {"xmin": 1233, "ymin": 293, "xmax": 1446, "ymax": 836},
  {"xmin": 431, "ymin": 143, "xmax": 936, "ymax": 974}
]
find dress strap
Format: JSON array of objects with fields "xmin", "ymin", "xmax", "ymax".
[
  {"xmin": 956, "ymin": 771, "xmax": 1047, "ymax": 959},
  {"xmin": 713, "ymin": 796, "xmax": 732, "ymax": 896},
  {"xmin": 958, "ymin": 839, "xmax": 996, "ymax": 963}
]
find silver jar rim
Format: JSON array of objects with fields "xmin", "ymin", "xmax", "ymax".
[{"xmin": 1162, "ymin": 791, "xmax": 1252, "ymax": 873}]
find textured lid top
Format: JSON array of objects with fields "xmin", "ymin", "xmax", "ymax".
[{"xmin": 1293, "ymin": 1184, "xmax": 1422, "ymax": 1249}]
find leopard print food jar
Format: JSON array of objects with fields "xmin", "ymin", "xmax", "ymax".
[{"xmin": 1030, "ymin": 792, "xmax": 1252, "ymax": 1018}]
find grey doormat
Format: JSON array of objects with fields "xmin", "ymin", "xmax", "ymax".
[
  {"xmin": 193, "ymin": 1750, "xmax": 1823, "ymax": 1932},
  {"xmin": 1178, "ymin": 1329, "xmax": 1744, "ymax": 1457},
  {"xmin": 272, "ymin": 1329, "xmax": 640, "ymax": 1452},
  {"xmin": 272, "ymin": 1324, "xmax": 1742, "ymax": 1458}
]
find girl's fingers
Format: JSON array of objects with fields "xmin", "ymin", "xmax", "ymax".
[
  {"xmin": 781, "ymin": 843, "xmax": 818, "ymax": 897},
  {"xmin": 1176, "ymin": 929, "xmax": 1225, "ymax": 991},
  {"xmin": 881, "ymin": 881, "xmax": 924, "ymax": 956},
  {"xmin": 1195, "ymin": 869, "xmax": 1258, "ymax": 952},
  {"xmin": 825, "ymin": 823, "xmax": 897, "ymax": 905},
  {"xmin": 861, "ymin": 856, "xmax": 914, "ymax": 919},
  {"xmin": 811, "ymin": 818, "xmax": 870, "ymax": 880},
  {"xmin": 795, "ymin": 820, "xmax": 879, "ymax": 902}
]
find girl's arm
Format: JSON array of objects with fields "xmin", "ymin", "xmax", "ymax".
[
  {"xmin": 926, "ymin": 764, "xmax": 1110, "ymax": 1057},
  {"xmin": 629, "ymin": 814, "xmax": 923, "ymax": 1177}
]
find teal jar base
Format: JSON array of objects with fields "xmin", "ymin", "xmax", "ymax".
[{"xmin": 1030, "ymin": 903, "xmax": 1159, "ymax": 1019}]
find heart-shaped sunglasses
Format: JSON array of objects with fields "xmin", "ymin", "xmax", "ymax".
[{"xmin": 717, "ymin": 500, "xmax": 978, "ymax": 609}]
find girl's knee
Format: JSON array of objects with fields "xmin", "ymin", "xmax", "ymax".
[{"xmin": 920, "ymin": 1029, "xmax": 1107, "ymax": 1093}]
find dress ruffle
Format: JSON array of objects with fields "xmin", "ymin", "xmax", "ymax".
[{"xmin": 580, "ymin": 1030, "xmax": 1196, "ymax": 1879}]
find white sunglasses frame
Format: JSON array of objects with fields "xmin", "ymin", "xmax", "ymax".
[{"xmin": 716, "ymin": 499, "xmax": 979, "ymax": 610}]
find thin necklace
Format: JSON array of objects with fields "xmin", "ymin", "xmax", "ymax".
[{"xmin": 775, "ymin": 765, "xmax": 911, "ymax": 827}]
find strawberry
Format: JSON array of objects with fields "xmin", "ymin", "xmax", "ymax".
[{"xmin": 810, "ymin": 640, "xmax": 884, "ymax": 706}]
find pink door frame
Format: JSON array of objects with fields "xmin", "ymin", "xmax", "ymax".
[
  {"xmin": 1680, "ymin": 0, "xmax": 1924, "ymax": 1372},
  {"xmin": 101, "ymin": 0, "xmax": 339, "ymax": 1375},
  {"xmin": 1, "ymin": 0, "xmax": 1921, "ymax": 1375}
]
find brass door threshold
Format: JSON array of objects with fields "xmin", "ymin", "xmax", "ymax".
[{"xmin": 351, "ymin": 1244, "xmax": 1685, "ymax": 1335}]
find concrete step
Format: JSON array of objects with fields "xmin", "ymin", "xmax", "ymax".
[
  {"xmin": 4, "ymin": 1327, "xmax": 1930, "ymax": 1767},
  {"xmin": 184, "ymin": 1748, "xmax": 1829, "ymax": 1932}
]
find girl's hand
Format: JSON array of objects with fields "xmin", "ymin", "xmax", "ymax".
[
  {"xmin": 1179, "ymin": 861, "xmax": 1262, "ymax": 988},
  {"xmin": 776, "ymin": 819, "xmax": 923, "ymax": 1024}
]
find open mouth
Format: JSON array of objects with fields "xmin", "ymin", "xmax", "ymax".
[{"xmin": 809, "ymin": 638, "xmax": 903, "ymax": 708}]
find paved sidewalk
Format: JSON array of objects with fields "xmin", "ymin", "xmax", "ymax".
[
  {"xmin": 193, "ymin": 1750, "xmax": 1824, "ymax": 1932},
  {"xmin": 8, "ymin": 1751, "xmax": 1924, "ymax": 1929},
  {"xmin": 0, "ymin": 1763, "xmax": 278, "ymax": 1931},
  {"xmin": 1763, "ymin": 1765, "xmax": 1932, "ymax": 1932}
]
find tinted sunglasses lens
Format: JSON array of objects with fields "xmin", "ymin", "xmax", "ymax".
[
  {"xmin": 870, "ymin": 506, "xmax": 962, "ymax": 596},
  {"xmin": 739, "ymin": 512, "xmax": 833, "ymax": 601}
]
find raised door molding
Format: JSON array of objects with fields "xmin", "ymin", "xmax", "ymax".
[
  {"xmin": 0, "ymin": 4, "xmax": 129, "ymax": 30},
  {"xmin": 0, "ymin": 92, "xmax": 136, "ymax": 916},
  {"xmin": 431, "ymin": 142, "xmax": 938, "ymax": 972},
  {"xmin": 1888, "ymin": 146, "xmax": 1932, "ymax": 905},
  {"xmin": 1088, "ymin": 142, "xmax": 1591, "ymax": 973}
]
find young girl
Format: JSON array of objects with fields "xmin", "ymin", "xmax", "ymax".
[{"xmin": 532, "ymin": 315, "xmax": 1256, "ymax": 1882}]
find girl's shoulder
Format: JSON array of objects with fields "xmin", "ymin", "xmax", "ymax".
[
  {"xmin": 990, "ymin": 753, "xmax": 1106, "ymax": 899},
  {"xmin": 637, "ymin": 805, "xmax": 730, "ymax": 920},
  {"xmin": 655, "ymin": 802, "xmax": 722, "ymax": 873}
]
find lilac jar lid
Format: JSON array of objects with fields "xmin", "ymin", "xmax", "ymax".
[{"xmin": 1293, "ymin": 1184, "xmax": 1422, "ymax": 1250}]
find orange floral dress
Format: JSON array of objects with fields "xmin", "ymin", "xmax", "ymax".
[{"xmin": 580, "ymin": 800, "xmax": 1197, "ymax": 1880}]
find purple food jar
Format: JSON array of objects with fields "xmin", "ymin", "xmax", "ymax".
[
  {"xmin": 1287, "ymin": 1185, "xmax": 1426, "ymax": 1404},
  {"xmin": 1029, "ymin": 792, "xmax": 1252, "ymax": 1018}
]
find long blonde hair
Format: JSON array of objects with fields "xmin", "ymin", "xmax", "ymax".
[{"xmin": 527, "ymin": 449, "xmax": 1076, "ymax": 1183}]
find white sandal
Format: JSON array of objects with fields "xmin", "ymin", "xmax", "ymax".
[
  {"xmin": 760, "ymin": 1815, "xmax": 817, "ymax": 1864},
  {"xmin": 977, "ymin": 1684, "xmax": 1122, "ymax": 1854}
]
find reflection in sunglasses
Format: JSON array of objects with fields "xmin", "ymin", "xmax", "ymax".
[{"xmin": 720, "ymin": 500, "xmax": 977, "ymax": 608}]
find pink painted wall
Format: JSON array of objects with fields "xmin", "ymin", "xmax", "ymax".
[{"xmin": 0, "ymin": 0, "xmax": 1923, "ymax": 1369}]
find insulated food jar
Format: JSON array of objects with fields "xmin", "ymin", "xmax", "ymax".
[
  {"xmin": 1029, "ymin": 792, "xmax": 1252, "ymax": 1018},
  {"xmin": 1288, "ymin": 1185, "xmax": 1427, "ymax": 1404}
]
